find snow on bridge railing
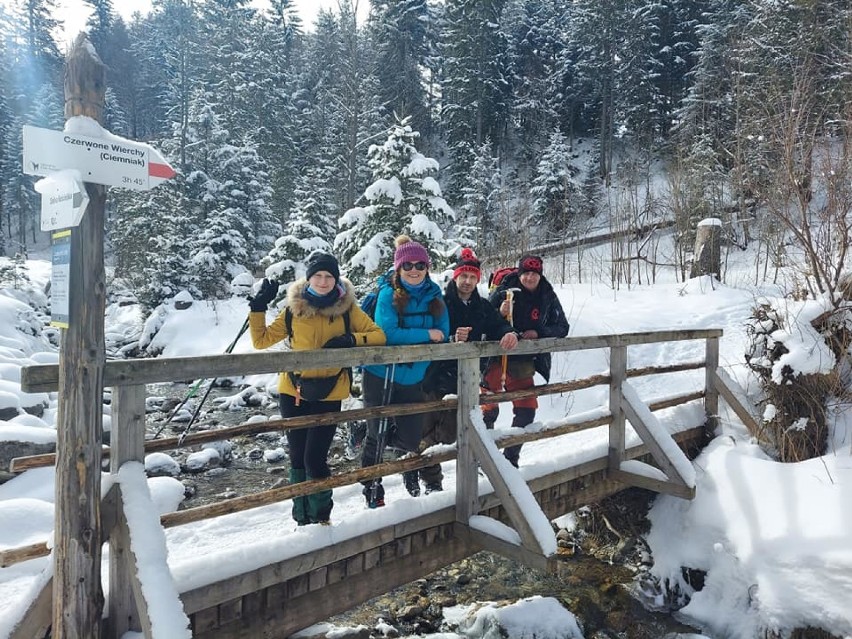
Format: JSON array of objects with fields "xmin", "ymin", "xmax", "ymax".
[
  {"xmin": 19, "ymin": 329, "xmax": 723, "ymax": 392},
  {"xmin": 5, "ymin": 328, "xmax": 724, "ymax": 571}
]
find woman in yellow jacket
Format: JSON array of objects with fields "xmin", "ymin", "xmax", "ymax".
[{"xmin": 249, "ymin": 252, "xmax": 385, "ymax": 525}]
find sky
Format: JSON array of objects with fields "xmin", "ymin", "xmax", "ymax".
[
  {"xmin": 46, "ymin": 0, "xmax": 370, "ymax": 48},
  {"xmin": 1, "ymin": 206, "xmax": 852, "ymax": 638}
]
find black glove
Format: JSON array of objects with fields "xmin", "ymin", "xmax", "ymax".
[
  {"xmin": 249, "ymin": 278, "xmax": 279, "ymax": 312},
  {"xmin": 323, "ymin": 333, "xmax": 356, "ymax": 349}
]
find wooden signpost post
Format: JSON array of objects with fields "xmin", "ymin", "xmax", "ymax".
[
  {"xmin": 50, "ymin": 34, "xmax": 109, "ymax": 639},
  {"xmin": 19, "ymin": 34, "xmax": 175, "ymax": 638}
]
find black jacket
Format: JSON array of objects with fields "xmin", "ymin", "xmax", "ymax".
[
  {"xmin": 487, "ymin": 272, "xmax": 570, "ymax": 381},
  {"xmin": 445, "ymin": 280, "xmax": 515, "ymax": 342},
  {"xmin": 423, "ymin": 281, "xmax": 515, "ymax": 395}
]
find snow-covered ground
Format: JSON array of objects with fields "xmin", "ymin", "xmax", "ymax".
[{"xmin": 1, "ymin": 242, "xmax": 851, "ymax": 639}]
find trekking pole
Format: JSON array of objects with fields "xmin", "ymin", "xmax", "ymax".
[
  {"xmin": 368, "ymin": 363, "xmax": 395, "ymax": 507},
  {"xmin": 152, "ymin": 317, "xmax": 250, "ymax": 440}
]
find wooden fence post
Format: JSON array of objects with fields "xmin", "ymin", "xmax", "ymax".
[
  {"xmin": 455, "ymin": 357, "xmax": 480, "ymax": 523},
  {"xmin": 53, "ymin": 34, "xmax": 107, "ymax": 638},
  {"xmin": 705, "ymin": 336, "xmax": 720, "ymax": 431},
  {"xmin": 608, "ymin": 344, "xmax": 627, "ymax": 471},
  {"xmin": 107, "ymin": 385, "xmax": 147, "ymax": 637}
]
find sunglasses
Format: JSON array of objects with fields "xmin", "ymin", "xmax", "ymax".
[{"xmin": 402, "ymin": 261, "xmax": 428, "ymax": 272}]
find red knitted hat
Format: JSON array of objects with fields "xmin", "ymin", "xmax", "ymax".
[
  {"xmin": 453, "ymin": 247, "xmax": 481, "ymax": 282},
  {"xmin": 518, "ymin": 254, "xmax": 544, "ymax": 275}
]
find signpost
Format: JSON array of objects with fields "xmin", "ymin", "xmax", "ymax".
[
  {"xmin": 35, "ymin": 172, "xmax": 90, "ymax": 232},
  {"xmin": 20, "ymin": 35, "xmax": 177, "ymax": 639},
  {"xmin": 23, "ymin": 124, "xmax": 176, "ymax": 191}
]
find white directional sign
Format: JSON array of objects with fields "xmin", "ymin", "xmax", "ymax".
[
  {"xmin": 35, "ymin": 172, "xmax": 90, "ymax": 231},
  {"xmin": 22, "ymin": 125, "xmax": 176, "ymax": 191}
]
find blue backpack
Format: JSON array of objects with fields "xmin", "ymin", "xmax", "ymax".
[{"xmin": 360, "ymin": 269, "xmax": 394, "ymax": 320}]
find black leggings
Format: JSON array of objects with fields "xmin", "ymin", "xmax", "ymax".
[
  {"xmin": 279, "ymin": 393, "xmax": 341, "ymax": 479},
  {"xmin": 360, "ymin": 370, "xmax": 425, "ymax": 468}
]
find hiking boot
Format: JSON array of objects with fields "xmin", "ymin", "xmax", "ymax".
[
  {"xmin": 424, "ymin": 481, "xmax": 443, "ymax": 494},
  {"xmin": 403, "ymin": 470, "xmax": 420, "ymax": 497},
  {"xmin": 363, "ymin": 483, "xmax": 385, "ymax": 508}
]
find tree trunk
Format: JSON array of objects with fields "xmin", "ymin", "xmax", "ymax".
[{"xmin": 690, "ymin": 218, "xmax": 722, "ymax": 280}]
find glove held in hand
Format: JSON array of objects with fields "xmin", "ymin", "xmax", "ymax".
[
  {"xmin": 323, "ymin": 334, "xmax": 356, "ymax": 349},
  {"xmin": 249, "ymin": 278, "xmax": 279, "ymax": 312}
]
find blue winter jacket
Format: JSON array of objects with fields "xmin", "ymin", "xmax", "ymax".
[{"xmin": 363, "ymin": 278, "xmax": 450, "ymax": 386}]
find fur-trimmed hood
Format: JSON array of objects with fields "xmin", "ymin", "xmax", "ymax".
[
  {"xmin": 249, "ymin": 275, "xmax": 386, "ymax": 401},
  {"xmin": 285, "ymin": 277, "xmax": 357, "ymax": 318}
]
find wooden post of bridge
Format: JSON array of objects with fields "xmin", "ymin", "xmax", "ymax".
[
  {"xmin": 106, "ymin": 385, "xmax": 147, "ymax": 636},
  {"xmin": 608, "ymin": 342, "xmax": 627, "ymax": 471},
  {"xmin": 53, "ymin": 34, "xmax": 108, "ymax": 638},
  {"xmin": 455, "ymin": 357, "xmax": 481, "ymax": 521}
]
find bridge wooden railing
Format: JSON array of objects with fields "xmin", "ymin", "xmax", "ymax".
[{"xmin": 8, "ymin": 329, "xmax": 758, "ymax": 638}]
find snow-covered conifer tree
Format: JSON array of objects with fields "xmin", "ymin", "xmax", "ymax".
[
  {"xmin": 335, "ymin": 119, "xmax": 454, "ymax": 285},
  {"xmin": 455, "ymin": 140, "xmax": 501, "ymax": 255},
  {"xmin": 530, "ymin": 129, "xmax": 578, "ymax": 238},
  {"xmin": 183, "ymin": 98, "xmax": 277, "ymax": 297},
  {"xmin": 261, "ymin": 165, "xmax": 335, "ymax": 285}
]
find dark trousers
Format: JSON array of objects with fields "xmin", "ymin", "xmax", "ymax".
[
  {"xmin": 279, "ymin": 394, "xmax": 341, "ymax": 524},
  {"xmin": 419, "ymin": 390, "xmax": 457, "ymax": 485},
  {"xmin": 279, "ymin": 394, "xmax": 341, "ymax": 479},
  {"xmin": 360, "ymin": 370, "xmax": 425, "ymax": 472}
]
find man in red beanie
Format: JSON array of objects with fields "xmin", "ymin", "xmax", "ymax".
[
  {"xmin": 419, "ymin": 248, "xmax": 519, "ymax": 493},
  {"xmin": 483, "ymin": 254, "xmax": 569, "ymax": 467}
]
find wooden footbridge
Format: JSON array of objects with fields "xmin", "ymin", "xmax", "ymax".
[{"xmin": 2, "ymin": 328, "xmax": 763, "ymax": 638}]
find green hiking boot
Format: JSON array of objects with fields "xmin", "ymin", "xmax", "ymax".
[
  {"xmin": 306, "ymin": 474, "xmax": 333, "ymax": 524},
  {"xmin": 289, "ymin": 468, "xmax": 309, "ymax": 526}
]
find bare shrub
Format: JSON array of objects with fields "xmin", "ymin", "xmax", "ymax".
[{"xmin": 745, "ymin": 301, "xmax": 852, "ymax": 461}]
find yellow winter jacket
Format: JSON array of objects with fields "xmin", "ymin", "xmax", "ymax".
[{"xmin": 249, "ymin": 277, "xmax": 386, "ymax": 401}]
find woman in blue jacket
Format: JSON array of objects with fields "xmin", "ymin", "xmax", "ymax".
[{"xmin": 361, "ymin": 235, "xmax": 449, "ymax": 507}]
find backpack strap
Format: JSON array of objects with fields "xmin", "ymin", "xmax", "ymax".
[
  {"xmin": 285, "ymin": 307, "xmax": 294, "ymax": 346},
  {"xmin": 285, "ymin": 308, "xmax": 354, "ymax": 399}
]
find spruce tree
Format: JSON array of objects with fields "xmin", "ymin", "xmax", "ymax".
[
  {"xmin": 442, "ymin": 0, "xmax": 511, "ymax": 194},
  {"xmin": 261, "ymin": 165, "xmax": 335, "ymax": 285},
  {"xmin": 530, "ymin": 129, "xmax": 578, "ymax": 240},
  {"xmin": 456, "ymin": 139, "xmax": 501, "ymax": 255},
  {"xmin": 0, "ymin": 5, "xmax": 9, "ymax": 253},
  {"xmin": 503, "ymin": 0, "xmax": 565, "ymax": 163},
  {"xmin": 369, "ymin": 0, "xmax": 431, "ymax": 135},
  {"xmin": 180, "ymin": 96, "xmax": 276, "ymax": 298},
  {"xmin": 335, "ymin": 120, "xmax": 454, "ymax": 284}
]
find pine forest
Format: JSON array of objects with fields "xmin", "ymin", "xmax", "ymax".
[{"xmin": 1, "ymin": 0, "xmax": 851, "ymax": 308}]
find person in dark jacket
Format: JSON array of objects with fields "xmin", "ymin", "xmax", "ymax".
[
  {"xmin": 419, "ymin": 248, "xmax": 519, "ymax": 492},
  {"xmin": 249, "ymin": 252, "xmax": 386, "ymax": 525},
  {"xmin": 483, "ymin": 254, "xmax": 569, "ymax": 467},
  {"xmin": 360, "ymin": 235, "xmax": 450, "ymax": 507}
]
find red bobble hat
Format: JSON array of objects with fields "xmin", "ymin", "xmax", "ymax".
[{"xmin": 453, "ymin": 247, "xmax": 482, "ymax": 282}]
